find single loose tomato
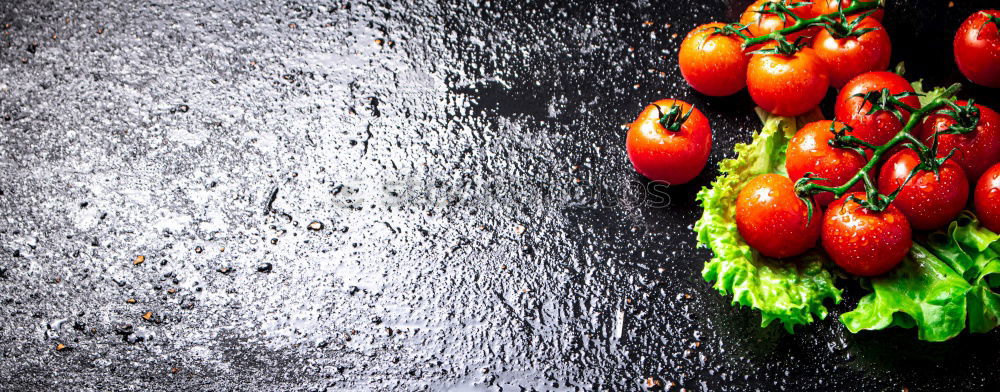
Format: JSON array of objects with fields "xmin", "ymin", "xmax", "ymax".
[
  {"xmin": 739, "ymin": 0, "xmax": 815, "ymax": 39},
  {"xmin": 626, "ymin": 99, "xmax": 712, "ymax": 185},
  {"xmin": 747, "ymin": 47, "xmax": 830, "ymax": 116},
  {"xmin": 916, "ymin": 101, "xmax": 1000, "ymax": 182},
  {"xmin": 736, "ymin": 174, "xmax": 822, "ymax": 258},
  {"xmin": 877, "ymin": 149, "xmax": 969, "ymax": 230},
  {"xmin": 812, "ymin": 17, "xmax": 891, "ymax": 88},
  {"xmin": 679, "ymin": 23, "xmax": 749, "ymax": 96},
  {"xmin": 834, "ymin": 71, "xmax": 920, "ymax": 147},
  {"xmin": 954, "ymin": 10, "xmax": 1000, "ymax": 88},
  {"xmin": 785, "ymin": 120, "xmax": 867, "ymax": 206},
  {"xmin": 974, "ymin": 163, "xmax": 1000, "ymax": 233},
  {"xmin": 822, "ymin": 192, "xmax": 912, "ymax": 276},
  {"xmin": 812, "ymin": 0, "xmax": 884, "ymax": 21}
]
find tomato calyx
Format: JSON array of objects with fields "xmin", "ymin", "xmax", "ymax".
[
  {"xmin": 936, "ymin": 100, "xmax": 981, "ymax": 135},
  {"xmin": 978, "ymin": 12, "xmax": 1000, "ymax": 39},
  {"xmin": 851, "ymin": 88, "xmax": 921, "ymax": 122},
  {"xmin": 708, "ymin": 23, "xmax": 751, "ymax": 39},
  {"xmin": 819, "ymin": 9, "xmax": 881, "ymax": 39},
  {"xmin": 826, "ymin": 121, "xmax": 874, "ymax": 156},
  {"xmin": 741, "ymin": 0, "xmax": 883, "ymax": 49},
  {"xmin": 751, "ymin": 0, "xmax": 810, "ymax": 23},
  {"xmin": 750, "ymin": 34, "xmax": 809, "ymax": 55},
  {"xmin": 652, "ymin": 103, "xmax": 695, "ymax": 132}
]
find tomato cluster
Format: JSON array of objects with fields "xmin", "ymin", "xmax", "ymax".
[{"xmin": 625, "ymin": 3, "xmax": 1000, "ymax": 277}]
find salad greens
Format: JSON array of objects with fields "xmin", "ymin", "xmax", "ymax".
[{"xmin": 695, "ymin": 84, "xmax": 1000, "ymax": 340}]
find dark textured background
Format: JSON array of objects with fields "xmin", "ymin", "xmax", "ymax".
[{"xmin": 1, "ymin": 0, "xmax": 999, "ymax": 390}]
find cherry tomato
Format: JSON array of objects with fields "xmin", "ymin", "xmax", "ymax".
[
  {"xmin": 785, "ymin": 120, "xmax": 867, "ymax": 207},
  {"xmin": 736, "ymin": 174, "xmax": 822, "ymax": 258},
  {"xmin": 739, "ymin": 0, "xmax": 815, "ymax": 39},
  {"xmin": 822, "ymin": 192, "xmax": 912, "ymax": 276},
  {"xmin": 812, "ymin": 17, "xmax": 891, "ymax": 88},
  {"xmin": 747, "ymin": 47, "xmax": 830, "ymax": 116},
  {"xmin": 974, "ymin": 163, "xmax": 1000, "ymax": 233},
  {"xmin": 916, "ymin": 101, "xmax": 1000, "ymax": 182},
  {"xmin": 834, "ymin": 71, "xmax": 920, "ymax": 147},
  {"xmin": 954, "ymin": 10, "xmax": 1000, "ymax": 88},
  {"xmin": 812, "ymin": 0, "xmax": 884, "ymax": 21},
  {"xmin": 877, "ymin": 149, "xmax": 969, "ymax": 230},
  {"xmin": 679, "ymin": 23, "xmax": 749, "ymax": 97},
  {"xmin": 626, "ymin": 99, "xmax": 712, "ymax": 185}
]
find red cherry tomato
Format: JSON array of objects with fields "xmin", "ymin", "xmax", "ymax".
[
  {"xmin": 747, "ymin": 47, "xmax": 830, "ymax": 116},
  {"xmin": 812, "ymin": 0, "xmax": 884, "ymax": 21},
  {"xmin": 679, "ymin": 23, "xmax": 749, "ymax": 97},
  {"xmin": 974, "ymin": 163, "xmax": 1000, "ymax": 233},
  {"xmin": 812, "ymin": 17, "xmax": 891, "ymax": 88},
  {"xmin": 739, "ymin": 0, "xmax": 815, "ymax": 39},
  {"xmin": 834, "ymin": 71, "xmax": 920, "ymax": 147},
  {"xmin": 916, "ymin": 101, "xmax": 1000, "ymax": 182},
  {"xmin": 626, "ymin": 99, "xmax": 712, "ymax": 185},
  {"xmin": 736, "ymin": 174, "xmax": 822, "ymax": 258},
  {"xmin": 877, "ymin": 149, "xmax": 969, "ymax": 230},
  {"xmin": 822, "ymin": 192, "xmax": 912, "ymax": 276},
  {"xmin": 785, "ymin": 120, "xmax": 867, "ymax": 207},
  {"xmin": 954, "ymin": 10, "xmax": 1000, "ymax": 88}
]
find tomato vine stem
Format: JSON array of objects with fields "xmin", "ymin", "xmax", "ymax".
[{"xmin": 739, "ymin": 0, "xmax": 884, "ymax": 49}]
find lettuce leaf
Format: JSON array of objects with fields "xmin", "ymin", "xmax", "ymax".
[
  {"xmin": 696, "ymin": 108, "xmax": 841, "ymax": 332},
  {"xmin": 840, "ymin": 213, "xmax": 1000, "ymax": 341}
]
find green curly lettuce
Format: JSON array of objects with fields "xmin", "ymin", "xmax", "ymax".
[
  {"xmin": 695, "ymin": 108, "xmax": 842, "ymax": 332},
  {"xmin": 841, "ymin": 213, "xmax": 1000, "ymax": 341}
]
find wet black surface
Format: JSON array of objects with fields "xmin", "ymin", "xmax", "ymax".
[{"xmin": 1, "ymin": 0, "xmax": 999, "ymax": 390}]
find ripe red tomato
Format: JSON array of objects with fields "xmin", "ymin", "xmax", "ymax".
[
  {"xmin": 679, "ymin": 23, "xmax": 749, "ymax": 97},
  {"xmin": 736, "ymin": 174, "xmax": 822, "ymax": 258},
  {"xmin": 954, "ymin": 10, "xmax": 1000, "ymax": 88},
  {"xmin": 974, "ymin": 163, "xmax": 1000, "ymax": 233},
  {"xmin": 812, "ymin": 17, "xmax": 891, "ymax": 88},
  {"xmin": 747, "ymin": 47, "xmax": 830, "ymax": 116},
  {"xmin": 626, "ymin": 99, "xmax": 712, "ymax": 185},
  {"xmin": 834, "ymin": 71, "xmax": 920, "ymax": 147},
  {"xmin": 916, "ymin": 101, "xmax": 1000, "ymax": 182},
  {"xmin": 822, "ymin": 192, "xmax": 912, "ymax": 276},
  {"xmin": 739, "ymin": 0, "xmax": 815, "ymax": 39},
  {"xmin": 785, "ymin": 120, "xmax": 867, "ymax": 207},
  {"xmin": 812, "ymin": 0, "xmax": 884, "ymax": 21},
  {"xmin": 877, "ymin": 149, "xmax": 969, "ymax": 230}
]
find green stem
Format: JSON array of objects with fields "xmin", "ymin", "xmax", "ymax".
[
  {"xmin": 741, "ymin": 0, "xmax": 882, "ymax": 48},
  {"xmin": 798, "ymin": 98, "xmax": 950, "ymax": 201}
]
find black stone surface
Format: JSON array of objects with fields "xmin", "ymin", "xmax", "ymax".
[{"xmin": 1, "ymin": 0, "xmax": 998, "ymax": 390}]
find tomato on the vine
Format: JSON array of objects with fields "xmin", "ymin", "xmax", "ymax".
[
  {"xmin": 822, "ymin": 192, "xmax": 912, "ymax": 277},
  {"xmin": 747, "ymin": 47, "xmax": 830, "ymax": 116},
  {"xmin": 739, "ymin": 0, "xmax": 815, "ymax": 39},
  {"xmin": 974, "ymin": 163, "xmax": 1000, "ymax": 233},
  {"xmin": 626, "ymin": 99, "xmax": 712, "ymax": 185},
  {"xmin": 812, "ymin": 16, "xmax": 891, "ymax": 88},
  {"xmin": 877, "ymin": 149, "xmax": 969, "ymax": 230},
  {"xmin": 916, "ymin": 101, "xmax": 1000, "ymax": 182},
  {"xmin": 834, "ymin": 71, "xmax": 920, "ymax": 147},
  {"xmin": 736, "ymin": 174, "xmax": 822, "ymax": 258},
  {"xmin": 812, "ymin": 0, "xmax": 884, "ymax": 21},
  {"xmin": 679, "ymin": 23, "xmax": 749, "ymax": 97},
  {"xmin": 954, "ymin": 10, "xmax": 1000, "ymax": 88},
  {"xmin": 785, "ymin": 120, "xmax": 867, "ymax": 207}
]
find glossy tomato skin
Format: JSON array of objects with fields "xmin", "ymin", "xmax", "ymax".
[
  {"xmin": 740, "ymin": 0, "xmax": 815, "ymax": 40},
  {"xmin": 822, "ymin": 192, "xmax": 912, "ymax": 276},
  {"xmin": 736, "ymin": 174, "xmax": 822, "ymax": 258},
  {"xmin": 916, "ymin": 101, "xmax": 1000, "ymax": 182},
  {"xmin": 954, "ymin": 10, "xmax": 1000, "ymax": 88},
  {"xmin": 785, "ymin": 120, "xmax": 867, "ymax": 206},
  {"xmin": 834, "ymin": 71, "xmax": 920, "ymax": 147},
  {"xmin": 679, "ymin": 23, "xmax": 749, "ymax": 97},
  {"xmin": 812, "ymin": 17, "xmax": 891, "ymax": 88},
  {"xmin": 877, "ymin": 149, "xmax": 969, "ymax": 230},
  {"xmin": 812, "ymin": 0, "xmax": 884, "ymax": 21},
  {"xmin": 626, "ymin": 100, "xmax": 712, "ymax": 185},
  {"xmin": 974, "ymin": 163, "xmax": 1000, "ymax": 233},
  {"xmin": 747, "ymin": 47, "xmax": 830, "ymax": 116}
]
